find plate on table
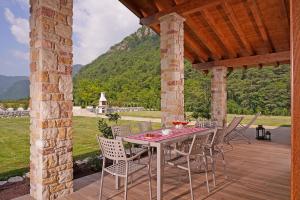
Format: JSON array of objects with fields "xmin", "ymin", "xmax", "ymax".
[
  {"xmin": 144, "ymin": 133, "xmax": 161, "ymax": 139},
  {"xmin": 181, "ymin": 121, "xmax": 189, "ymax": 126}
]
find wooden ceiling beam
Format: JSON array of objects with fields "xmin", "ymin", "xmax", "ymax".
[
  {"xmin": 184, "ymin": 45, "xmax": 197, "ymax": 63},
  {"xmin": 184, "ymin": 32, "xmax": 209, "ymax": 62},
  {"xmin": 171, "ymin": 0, "xmax": 223, "ymax": 60},
  {"xmin": 185, "ymin": 16, "xmax": 223, "ymax": 60},
  {"xmin": 222, "ymin": 0, "xmax": 254, "ymax": 55},
  {"xmin": 119, "ymin": 0, "xmax": 143, "ymax": 18},
  {"xmin": 151, "ymin": 19, "xmax": 196, "ymax": 63},
  {"xmin": 192, "ymin": 51, "xmax": 290, "ymax": 70},
  {"xmin": 246, "ymin": 0, "xmax": 275, "ymax": 52},
  {"xmin": 152, "ymin": 0, "xmax": 209, "ymax": 62},
  {"xmin": 279, "ymin": 0, "xmax": 290, "ymax": 30},
  {"xmin": 201, "ymin": 9, "xmax": 237, "ymax": 58},
  {"xmin": 140, "ymin": 0, "xmax": 223, "ymax": 26}
]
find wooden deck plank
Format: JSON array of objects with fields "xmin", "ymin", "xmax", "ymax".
[
  {"xmin": 64, "ymin": 141, "xmax": 290, "ymax": 200},
  {"xmin": 15, "ymin": 131, "xmax": 290, "ymax": 200}
]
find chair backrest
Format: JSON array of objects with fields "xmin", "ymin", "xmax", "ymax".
[
  {"xmin": 224, "ymin": 116, "xmax": 243, "ymax": 137},
  {"xmin": 97, "ymin": 136, "xmax": 127, "ymax": 161},
  {"xmin": 244, "ymin": 112, "xmax": 261, "ymax": 129},
  {"xmin": 210, "ymin": 128, "xmax": 226, "ymax": 147},
  {"xmin": 111, "ymin": 125, "xmax": 132, "ymax": 138},
  {"xmin": 189, "ymin": 133, "xmax": 211, "ymax": 155},
  {"xmin": 138, "ymin": 121, "xmax": 152, "ymax": 133},
  {"xmin": 195, "ymin": 118, "xmax": 217, "ymax": 128}
]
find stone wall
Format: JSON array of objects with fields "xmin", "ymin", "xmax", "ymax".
[
  {"xmin": 211, "ymin": 66, "xmax": 227, "ymax": 127},
  {"xmin": 160, "ymin": 13, "xmax": 185, "ymax": 127},
  {"xmin": 29, "ymin": 0, "xmax": 73, "ymax": 199}
]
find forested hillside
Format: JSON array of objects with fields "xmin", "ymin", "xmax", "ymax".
[
  {"xmin": 74, "ymin": 27, "xmax": 290, "ymax": 116},
  {"xmin": 0, "ymin": 75, "xmax": 29, "ymax": 100}
]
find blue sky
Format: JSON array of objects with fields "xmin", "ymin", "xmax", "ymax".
[{"xmin": 0, "ymin": 0, "xmax": 140, "ymax": 76}]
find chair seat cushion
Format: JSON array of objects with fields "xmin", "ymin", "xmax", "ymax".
[
  {"xmin": 125, "ymin": 147, "xmax": 147, "ymax": 155},
  {"xmin": 104, "ymin": 160, "xmax": 147, "ymax": 176}
]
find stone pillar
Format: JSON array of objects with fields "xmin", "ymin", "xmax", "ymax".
[
  {"xmin": 211, "ymin": 67, "xmax": 227, "ymax": 127},
  {"xmin": 159, "ymin": 13, "xmax": 185, "ymax": 127},
  {"xmin": 291, "ymin": 0, "xmax": 300, "ymax": 199},
  {"xmin": 29, "ymin": 0, "xmax": 73, "ymax": 199}
]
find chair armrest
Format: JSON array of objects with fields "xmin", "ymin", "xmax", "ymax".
[
  {"xmin": 173, "ymin": 149, "xmax": 189, "ymax": 156},
  {"xmin": 126, "ymin": 145, "xmax": 149, "ymax": 161}
]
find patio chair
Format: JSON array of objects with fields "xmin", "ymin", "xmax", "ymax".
[
  {"xmin": 195, "ymin": 118, "xmax": 218, "ymax": 128},
  {"xmin": 111, "ymin": 125, "xmax": 147, "ymax": 159},
  {"xmin": 223, "ymin": 116, "xmax": 245, "ymax": 145},
  {"xmin": 227, "ymin": 113, "xmax": 261, "ymax": 144},
  {"xmin": 97, "ymin": 136, "xmax": 152, "ymax": 200},
  {"xmin": 167, "ymin": 133, "xmax": 213, "ymax": 200},
  {"xmin": 205, "ymin": 128, "xmax": 228, "ymax": 187}
]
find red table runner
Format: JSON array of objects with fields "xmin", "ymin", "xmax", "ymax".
[{"xmin": 127, "ymin": 127, "xmax": 208, "ymax": 142}]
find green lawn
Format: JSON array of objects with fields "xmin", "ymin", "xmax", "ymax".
[
  {"xmin": 0, "ymin": 116, "xmax": 160, "ymax": 180},
  {"xmin": 0, "ymin": 113, "xmax": 290, "ymax": 180},
  {"xmin": 120, "ymin": 111, "xmax": 162, "ymax": 118},
  {"xmin": 120, "ymin": 111, "xmax": 291, "ymax": 127}
]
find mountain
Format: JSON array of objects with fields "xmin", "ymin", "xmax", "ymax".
[
  {"xmin": 0, "ymin": 75, "xmax": 29, "ymax": 100},
  {"xmin": 0, "ymin": 75, "xmax": 27, "ymax": 95},
  {"xmin": 0, "ymin": 79, "xmax": 30, "ymax": 100},
  {"xmin": 0, "ymin": 64, "xmax": 82, "ymax": 100},
  {"xmin": 73, "ymin": 64, "xmax": 84, "ymax": 77},
  {"xmin": 73, "ymin": 26, "xmax": 291, "ymax": 116}
]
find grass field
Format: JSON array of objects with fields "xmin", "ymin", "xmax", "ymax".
[
  {"xmin": 120, "ymin": 111, "xmax": 291, "ymax": 127},
  {"xmin": 0, "ymin": 112, "xmax": 290, "ymax": 180},
  {"xmin": 0, "ymin": 116, "xmax": 160, "ymax": 180}
]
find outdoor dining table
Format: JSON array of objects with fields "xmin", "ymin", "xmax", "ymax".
[{"xmin": 116, "ymin": 126, "xmax": 215, "ymax": 200}]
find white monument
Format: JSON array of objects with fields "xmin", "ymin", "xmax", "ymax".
[{"xmin": 98, "ymin": 92, "xmax": 107, "ymax": 114}]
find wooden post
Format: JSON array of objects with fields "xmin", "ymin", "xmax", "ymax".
[{"xmin": 291, "ymin": 0, "xmax": 300, "ymax": 199}]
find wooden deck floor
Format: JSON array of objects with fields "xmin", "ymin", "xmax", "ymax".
[{"xmin": 16, "ymin": 128, "xmax": 291, "ymax": 200}]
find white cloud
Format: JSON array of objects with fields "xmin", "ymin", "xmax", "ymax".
[
  {"xmin": 14, "ymin": 0, "xmax": 29, "ymax": 10},
  {"xmin": 4, "ymin": 8, "xmax": 29, "ymax": 45},
  {"xmin": 12, "ymin": 50, "xmax": 29, "ymax": 61},
  {"xmin": 73, "ymin": 0, "xmax": 141, "ymax": 65},
  {"xmin": 3, "ymin": 1, "xmax": 140, "ymax": 65}
]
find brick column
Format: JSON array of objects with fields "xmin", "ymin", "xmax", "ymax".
[
  {"xmin": 29, "ymin": 0, "xmax": 73, "ymax": 199},
  {"xmin": 211, "ymin": 67, "xmax": 227, "ymax": 127},
  {"xmin": 291, "ymin": 0, "xmax": 300, "ymax": 199},
  {"xmin": 159, "ymin": 13, "xmax": 185, "ymax": 127}
]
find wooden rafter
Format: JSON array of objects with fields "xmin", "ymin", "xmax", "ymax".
[
  {"xmin": 184, "ymin": 31, "xmax": 209, "ymax": 62},
  {"xmin": 140, "ymin": 0, "xmax": 223, "ymax": 26},
  {"xmin": 151, "ymin": 20, "xmax": 196, "ymax": 63},
  {"xmin": 153, "ymin": 0, "xmax": 209, "ymax": 62},
  {"xmin": 184, "ymin": 45, "xmax": 197, "ymax": 63},
  {"xmin": 170, "ymin": 0, "xmax": 222, "ymax": 60},
  {"xmin": 192, "ymin": 51, "xmax": 290, "ymax": 70},
  {"xmin": 246, "ymin": 0, "xmax": 275, "ymax": 52},
  {"xmin": 119, "ymin": 0, "xmax": 143, "ymax": 18},
  {"xmin": 279, "ymin": 0, "xmax": 290, "ymax": 30},
  {"xmin": 222, "ymin": 0, "xmax": 254, "ymax": 55},
  {"xmin": 185, "ymin": 17, "xmax": 223, "ymax": 60},
  {"xmin": 201, "ymin": 9, "xmax": 237, "ymax": 58}
]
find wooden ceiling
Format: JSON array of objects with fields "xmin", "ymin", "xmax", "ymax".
[{"xmin": 119, "ymin": 0, "xmax": 290, "ymax": 70}]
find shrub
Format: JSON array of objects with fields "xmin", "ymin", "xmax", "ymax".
[
  {"xmin": 97, "ymin": 119, "xmax": 113, "ymax": 139},
  {"xmin": 105, "ymin": 113, "xmax": 121, "ymax": 124}
]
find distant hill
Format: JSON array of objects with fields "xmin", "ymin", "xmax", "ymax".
[
  {"xmin": 0, "ymin": 64, "xmax": 82, "ymax": 100},
  {"xmin": 73, "ymin": 64, "xmax": 84, "ymax": 77},
  {"xmin": 74, "ymin": 26, "xmax": 290, "ymax": 116},
  {"xmin": 0, "ymin": 75, "xmax": 29, "ymax": 100}
]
